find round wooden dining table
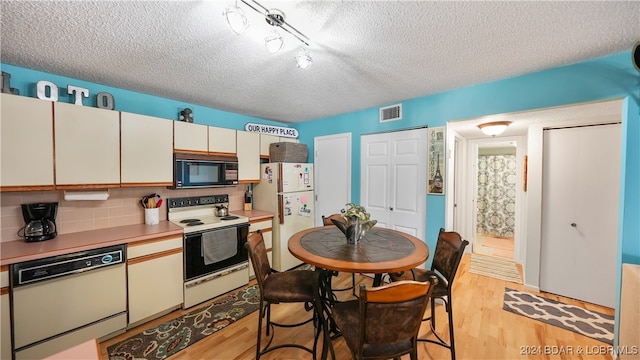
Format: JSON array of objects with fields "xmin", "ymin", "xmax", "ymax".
[
  {"xmin": 288, "ymin": 225, "xmax": 430, "ymax": 360},
  {"xmin": 288, "ymin": 225, "xmax": 429, "ymax": 286}
]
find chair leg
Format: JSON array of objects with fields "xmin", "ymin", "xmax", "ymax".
[
  {"xmin": 351, "ymin": 273, "xmax": 356, "ymax": 296},
  {"xmin": 256, "ymin": 300, "xmax": 264, "ymax": 360},
  {"xmin": 266, "ymin": 303, "xmax": 271, "ymax": 336},
  {"xmin": 447, "ymin": 296, "xmax": 456, "ymax": 360}
]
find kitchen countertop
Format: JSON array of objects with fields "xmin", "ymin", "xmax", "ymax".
[
  {"xmin": 231, "ymin": 209, "xmax": 274, "ymax": 222},
  {"xmin": 0, "ymin": 221, "xmax": 183, "ymax": 266},
  {"xmin": 1, "ymin": 211, "xmax": 274, "ymax": 266}
]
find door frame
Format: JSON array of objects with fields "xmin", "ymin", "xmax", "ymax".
[
  {"xmin": 467, "ymin": 136, "xmax": 524, "ymax": 261},
  {"xmin": 445, "ymin": 98, "xmax": 624, "ymax": 290}
]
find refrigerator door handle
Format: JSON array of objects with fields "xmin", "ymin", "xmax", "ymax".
[
  {"xmin": 277, "ymin": 164, "xmax": 283, "ymax": 193},
  {"xmin": 278, "ymin": 194, "xmax": 285, "ymax": 225}
]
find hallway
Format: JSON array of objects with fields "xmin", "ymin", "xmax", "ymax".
[{"xmin": 473, "ymin": 232, "xmax": 514, "ymax": 259}]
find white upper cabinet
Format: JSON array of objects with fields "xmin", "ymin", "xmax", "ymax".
[
  {"xmin": 54, "ymin": 102, "xmax": 120, "ymax": 187},
  {"xmin": 174, "ymin": 121, "xmax": 208, "ymax": 153},
  {"xmin": 1, "ymin": 94, "xmax": 55, "ymax": 190},
  {"xmin": 209, "ymin": 126, "xmax": 236, "ymax": 154},
  {"xmin": 260, "ymin": 135, "xmax": 299, "ymax": 160},
  {"xmin": 121, "ymin": 112, "xmax": 174, "ymax": 186},
  {"xmin": 236, "ymin": 130, "xmax": 260, "ymax": 182},
  {"xmin": 260, "ymin": 134, "xmax": 280, "ymax": 158},
  {"xmin": 279, "ymin": 137, "xmax": 299, "ymax": 143}
]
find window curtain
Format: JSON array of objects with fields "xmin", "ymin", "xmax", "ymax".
[{"xmin": 476, "ymin": 154, "xmax": 516, "ymax": 237}]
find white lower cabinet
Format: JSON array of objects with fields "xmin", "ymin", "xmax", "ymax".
[
  {"xmin": 248, "ymin": 218, "xmax": 273, "ymax": 278},
  {"xmin": 127, "ymin": 236, "xmax": 183, "ymax": 326},
  {"xmin": 1, "ymin": 268, "xmax": 10, "ymax": 360}
]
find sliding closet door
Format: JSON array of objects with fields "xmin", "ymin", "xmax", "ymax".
[{"xmin": 540, "ymin": 123, "xmax": 620, "ymax": 308}]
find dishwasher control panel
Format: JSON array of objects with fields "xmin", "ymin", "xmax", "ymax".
[{"xmin": 11, "ymin": 244, "xmax": 125, "ymax": 287}]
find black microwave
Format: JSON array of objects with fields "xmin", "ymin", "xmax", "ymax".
[{"xmin": 173, "ymin": 153, "xmax": 239, "ymax": 189}]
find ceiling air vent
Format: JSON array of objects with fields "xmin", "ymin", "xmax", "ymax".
[{"xmin": 379, "ymin": 104, "xmax": 402, "ymax": 123}]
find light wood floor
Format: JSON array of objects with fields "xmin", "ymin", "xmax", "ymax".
[
  {"xmin": 100, "ymin": 254, "xmax": 615, "ymax": 359},
  {"xmin": 474, "ymin": 232, "xmax": 514, "ymax": 259}
]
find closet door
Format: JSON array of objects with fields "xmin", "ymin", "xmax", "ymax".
[
  {"xmin": 360, "ymin": 128, "xmax": 427, "ymax": 240},
  {"xmin": 540, "ymin": 123, "xmax": 620, "ymax": 308}
]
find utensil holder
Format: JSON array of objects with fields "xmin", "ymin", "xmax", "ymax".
[{"xmin": 144, "ymin": 208, "xmax": 160, "ymax": 225}]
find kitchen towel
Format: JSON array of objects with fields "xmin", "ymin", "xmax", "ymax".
[{"xmin": 202, "ymin": 228, "xmax": 237, "ymax": 265}]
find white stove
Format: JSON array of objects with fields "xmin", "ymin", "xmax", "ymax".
[
  {"xmin": 167, "ymin": 194, "xmax": 250, "ymax": 309},
  {"xmin": 167, "ymin": 194, "xmax": 249, "ymax": 232}
]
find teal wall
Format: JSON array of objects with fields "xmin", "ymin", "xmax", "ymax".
[
  {"xmin": 2, "ymin": 50, "xmax": 639, "ymax": 343},
  {"xmin": 0, "ymin": 63, "xmax": 288, "ymax": 130},
  {"xmin": 295, "ymin": 51, "xmax": 640, "ymax": 346},
  {"xmin": 296, "ymin": 51, "xmax": 640, "ymax": 265}
]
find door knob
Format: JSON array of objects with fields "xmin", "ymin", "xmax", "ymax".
[{"xmin": 571, "ymin": 223, "xmax": 577, "ymax": 227}]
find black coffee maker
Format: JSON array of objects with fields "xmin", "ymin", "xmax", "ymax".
[{"xmin": 19, "ymin": 202, "xmax": 58, "ymax": 242}]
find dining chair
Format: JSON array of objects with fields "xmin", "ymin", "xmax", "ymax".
[
  {"xmin": 331, "ymin": 277, "xmax": 438, "ymax": 360},
  {"xmin": 388, "ymin": 228, "xmax": 469, "ymax": 360},
  {"xmin": 246, "ymin": 230, "xmax": 321, "ymax": 359},
  {"xmin": 322, "ymin": 214, "xmax": 357, "ymax": 295}
]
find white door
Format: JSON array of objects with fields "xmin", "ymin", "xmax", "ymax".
[
  {"xmin": 361, "ymin": 128, "xmax": 427, "ymax": 240},
  {"xmin": 540, "ymin": 123, "xmax": 621, "ymax": 308},
  {"xmin": 314, "ymin": 133, "xmax": 352, "ymax": 225}
]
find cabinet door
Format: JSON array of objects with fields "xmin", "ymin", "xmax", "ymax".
[
  {"xmin": 174, "ymin": 121, "xmax": 208, "ymax": 153},
  {"xmin": 278, "ymin": 137, "xmax": 299, "ymax": 143},
  {"xmin": 121, "ymin": 112, "xmax": 173, "ymax": 186},
  {"xmin": 248, "ymin": 220, "xmax": 273, "ymax": 278},
  {"xmin": 54, "ymin": 102, "xmax": 120, "ymax": 186},
  {"xmin": 209, "ymin": 126, "xmax": 236, "ymax": 154},
  {"xmin": 236, "ymin": 131, "xmax": 260, "ymax": 182},
  {"xmin": 260, "ymin": 134, "xmax": 280, "ymax": 158},
  {"xmin": 1, "ymin": 268, "xmax": 10, "ymax": 360},
  {"xmin": 1, "ymin": 94, "xmax": 55, "ymax": 190},
  {"xmin": 127, "ymin": 237, "xmax": 183, "ymax": 325}
]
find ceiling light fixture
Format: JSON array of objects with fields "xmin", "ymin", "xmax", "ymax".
[
  {"xmin": 222, "ymin": 1, "xmax": 249, "ymax": 34},
  {"xmin": 478, "ymin": 121, "xmax": 512, "ymax": 136},
  {"xmin": 264, "ymin": 30, "xmax": 284, "ymax": 54},
  {"xmin": 295, "ymin": 48, "xmax": 312, "ymax": 69},
  {"xmin": 224, "ymin": 0, "xmax": 312, "ymax": 67}
]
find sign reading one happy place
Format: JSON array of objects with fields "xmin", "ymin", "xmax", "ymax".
[{"xmin": 245, "ymin": 123, "xmax": 298, "ymax": 139}]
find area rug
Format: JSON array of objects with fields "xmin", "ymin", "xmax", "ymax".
[
  {"xmin": 469, "ymin": 253, "xmax": 522, "ymax": 284},
  {"xmin": 107, "ymin": 284, "xmax": 260, "ymax": 360},
  {"xmin": 503, "ymin": 288, "xmax": 614, "ymax": 344}
]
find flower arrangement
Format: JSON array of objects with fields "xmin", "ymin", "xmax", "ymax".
[{"xmin": 341, "ymin": 203, "xmax": 370, "ymax": 222}]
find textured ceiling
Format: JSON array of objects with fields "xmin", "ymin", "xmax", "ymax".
[{"xmin": 1, "ymin": 1, "xmax": 638, "ymax": 123}]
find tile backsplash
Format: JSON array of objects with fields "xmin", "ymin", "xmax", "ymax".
[{"xmin": 0, "ymin": 185, "xmax": 249, "ymax": 242}]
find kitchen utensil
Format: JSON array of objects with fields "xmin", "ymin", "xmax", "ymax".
[{"xmin": 214, "ymin": 204, "xmax": 228, "ymax": 217}]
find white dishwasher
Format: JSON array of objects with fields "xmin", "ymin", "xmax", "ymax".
[{"xmin": 11, "ymin": 244, "xmax": 127, "ymax": 360}]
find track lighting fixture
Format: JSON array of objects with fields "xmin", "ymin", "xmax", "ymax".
[
  {"xmin": 295, "ymin": 48, "xmax": 312, "ymax": 69},
  {"xmin": 223, "ymin": 0, "xmax": 313, "ymax": 68},
  {"xmin": 264, "ymin": 30, "xmax": 284, "ymax": 54},
  {"xmin": 223, "ymin": 1, "xmax": 249, "ymax": 34}
]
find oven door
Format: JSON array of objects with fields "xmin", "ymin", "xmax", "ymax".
[{"xmin": 184, "ymin": 224, "xmax": 249, "ymax": 281}]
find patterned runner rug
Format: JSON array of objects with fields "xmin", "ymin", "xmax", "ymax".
[
  {"xmin": 503, "ymin": 288, "xmax": 614, "ymax": 344},
  {"xmin": 107, "ymin": 284, "xmax": 260, "ymax": 360},
  {"xmin": 469, "ymin": 253, "xmax": 522, "ymax": 284}
]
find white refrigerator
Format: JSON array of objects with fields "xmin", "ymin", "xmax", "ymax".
[{"xmin": 253, "ymin": 163, "xmax": 314, "ymax": 271}]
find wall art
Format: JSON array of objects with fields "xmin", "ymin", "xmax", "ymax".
[{"xmin": 427, "ymin": 126, "xmax": 445, "ymax": 195}]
